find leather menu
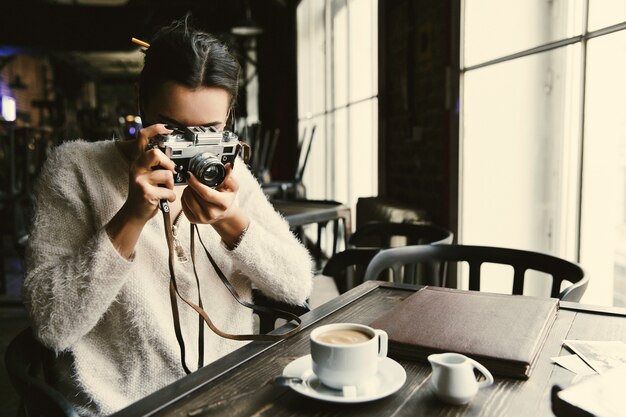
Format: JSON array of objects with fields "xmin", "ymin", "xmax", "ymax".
[{"xmin": 370, "ymin": 286, "xmax": 559, "ymax": 379}]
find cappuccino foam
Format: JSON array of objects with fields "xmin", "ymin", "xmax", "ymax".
[{"xmin": 316, "ymin": 329, "xmax": 372, "ymax": 345}]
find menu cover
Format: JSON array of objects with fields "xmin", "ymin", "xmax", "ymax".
[{"xmin": 370, "ymin": 286, "xmax": 559, "ymax": 379}]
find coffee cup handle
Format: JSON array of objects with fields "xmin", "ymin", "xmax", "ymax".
[
  {"xmin": 375, "ymin": 329, "xmax": 388, "ymax": 358},
  {"xmin": 469, "ymin": 358, "xmax": 494, "ymax": 389}
]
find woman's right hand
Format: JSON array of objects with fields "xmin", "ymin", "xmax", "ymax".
[
  {"xmin": 123, "ymin": 124, "xmax": 177, "ymax": 223},
  {"xmin": 106, "ymin": 124, "xmax": 177, "ymax": 258}
]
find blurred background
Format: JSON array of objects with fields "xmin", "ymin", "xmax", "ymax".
[
  {"xmin": 5, "ymin": 0, "xmax": 626, "ymax": 301},
  {"xmin": 4, "ymin": 2, "xmax": 626, "ymax": 403}
]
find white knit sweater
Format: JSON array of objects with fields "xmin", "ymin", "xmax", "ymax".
[{"xmin": 23, "ymin": 139, "xmax": 313, "ymax": 416}]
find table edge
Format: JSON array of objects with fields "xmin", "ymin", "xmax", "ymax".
[
  {"xmin": 111, "ymin": 280, "xmax": 395, "ymax": 417},
  {"xmin": 112, "ymin": 282, "xmax": 626, "ymax": 416}
]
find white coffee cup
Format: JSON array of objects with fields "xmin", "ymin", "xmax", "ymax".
[{"xmin": 310, "ymin": 323, "xmax": 388, "ymax": 390}]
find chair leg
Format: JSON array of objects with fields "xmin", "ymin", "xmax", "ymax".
[
  {"xmin": 332, "ymin": 219, "xmax": 339, "ymax": 255},
  {"xmin": 17, "ymin": 401, "xmax": 27, "ymax": 417},
  {"xmin": 258, "ymin": 313, "xmax": 276, "ymax": 335}
]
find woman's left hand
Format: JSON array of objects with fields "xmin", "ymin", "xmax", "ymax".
[{"xmin": 181, "ymin": 164, "xmax": 250, "ymax": 249}]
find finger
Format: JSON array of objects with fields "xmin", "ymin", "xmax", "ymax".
[
  {"xmin": 136, "ymin": 123, "xmax": 173, "ymax": 155},
  {"xmin": 153, "ymin": 187, "xmax": 177, "ymax": 203},
  {"xmin": 136, "ymin": 179, "xmax": 176, "ymax": 203},
  {"xmin": 146, "ymin": 169, "xmax": 175, "ymax": 189},
  {"xmin": 186, "ymin": 172, "xmax": 225, "ymax": 205},
  {"xmin": 136, "ymin": 148, "xmax": 176, "ymax": 172},
  {"xmin": 217, "ymin": 164, "xmax": 239, "ymax": 192},
  {"xmin": 181, "ymin": 189, "xmax": 205, "ymax": 223}
]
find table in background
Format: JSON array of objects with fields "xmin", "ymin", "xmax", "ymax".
[
  {"xmin": 112, "ymin": 281, "xmax": 626, "ymax": 417},
  {"xmin": 272, "ymin": 199, "xmax": 352, "ymax": 269}
]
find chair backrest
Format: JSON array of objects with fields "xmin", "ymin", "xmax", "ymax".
[
  {"xmin": 5, "ymin": 327, "xmax": 78, "ymax": 417},
  {"xmin": 355, "ymin": 197, "xmax": 428, "ymax": 228},
  {"xmin": 322, "ymin": 248, "xmax": 382, "ymax": 294},
  {"xmin": 363, "ymin": 244, "xmax": 588, "ymax": 302},
  {"xmin": 349, "ymin": 222, "xmax": 454, "ymax": 247},
  {"xmin": 294, "ymin": 125, "xmax": 316, "ymax": 183},
  {"xmin": 348, "ymin": 222, "xmax": 454, "ymax": 287}
]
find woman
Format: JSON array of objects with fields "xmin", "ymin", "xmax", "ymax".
[{"xmin": 23, "ymin": 18, "xmax": 313, "ymax": 416}]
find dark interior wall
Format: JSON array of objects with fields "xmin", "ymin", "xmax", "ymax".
[
  {"xmin": 256, "ymin": 3, "xmax": 299, "ymax": 182},
  {"xmin": 380, "ymin": 0, "xmax": 457, "ymax": 229}
]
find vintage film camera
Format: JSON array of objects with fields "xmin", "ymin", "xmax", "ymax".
[{"xmin": 151, "ymin": 125, "xmax": 242, "ymax": 188}]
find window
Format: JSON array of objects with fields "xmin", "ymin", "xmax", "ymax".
[
  {"xmin": 297, "ymin": 0, "xmax": 378, "ymax": 216},
  {"xmin": 461, "ymin": 1, "xmax": 626, "ymax": 306}
]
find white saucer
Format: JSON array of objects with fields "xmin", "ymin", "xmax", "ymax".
[{"xmin": 282, "ymin": 355, "xmax": 406, "ymax": 403}]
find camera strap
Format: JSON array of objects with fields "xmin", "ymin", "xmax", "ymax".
[{"xmin": 161, "ymin": 203, "xmax": 303, "ymax": 375}]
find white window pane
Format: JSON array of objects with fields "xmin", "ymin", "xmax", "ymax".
[
  {"xmin": 297, "ymin": 0, "xmax": 311, "ymax": 118},
  {"xmin": 297, "ymin": 0, "xmax": 326, "ymax": 118},
  {"xmin": 348, "ymin": 0, "xmax": 377, "ymax": 101},
  {"xmin": 332, "ymin": 0, "xmax": 348, "ymax": 107},
  {"xmin": 348, "ymin": 99, "xmax": 378, "ymax": 209},
  {"xmin": 333, "ymin": 107, "xmax": 349, "ymax": 202},
  {"xmin": 581, "ymin": 31, "xmax": 626, "ymax": 307},
  {"xmin": 479, "ymin": 264, "xmax": 513, "ymax": 295},
  {"xmin": 588, "ymin": 0, "xmax": 626, "ymax": 32},
  {"xmin": 461, "ymin": 45, "xmax": 581, "ymax": 291},
  {"xmin": 310, "ymin": 0, "xmax": 326, "ymax": 115},
  {"xmin": 463, "ymin": 0, "xmax": 583, "ymax": 67},
  {"xmin": 301, "ymin": 115, "xmax": 327, "ymax": 199},
  {"xmin": 297, "ymin": 0, "xmax": 378, "ymax": 225}
]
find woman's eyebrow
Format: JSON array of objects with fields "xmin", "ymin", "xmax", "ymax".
[
  {"xmin": 201, "ymin": 121, "xmax": 224, "ymax": 127},
  {"xmin": 158, "ymin": 115, "xmax": 224, "ymax": 127}
]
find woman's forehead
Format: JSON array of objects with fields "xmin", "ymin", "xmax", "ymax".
[{"xmin": 146, "ymin": 82, "xmax": 230, "ymax": 126}]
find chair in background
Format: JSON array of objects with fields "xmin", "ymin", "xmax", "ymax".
[
  {"xmin": 363, "ymin": 244, "xmax": 588, "ymax": 302},
  {"xmin": 349, "ymin": 222, "xmax": 454, "ymax": 287},
  {"xmin": 247, "ymin": 123, "xmax": 280, "ymax": 184},
  {"xmin": 272, "ymin": 198, "xmax": 352, "ymax": 272},
  {"xmin": 309, "ymin": 222, "xmax": 454, "ymax": 298},
  {"xmin": 252, "ymin": 289, "xmax": 311, "ymax": 334},
  {"xmin": 350, "ymin": 221, "xmax": 453, "ymax": 247},
  {"xmin": 5, "ymin": 327, "xmax": 78, "ymax": 417},
  {"xmin": 261, "ymin": 125, "xmax": 316, "ymax": 200},
  {"xmin": 355, "ymin": 196, "xmax": 428, "ymax": 229},
  {"xmin": 320, "ymin": 248, "xmax": 383, "ymax": 295}
]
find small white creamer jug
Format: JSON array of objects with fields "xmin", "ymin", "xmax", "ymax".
[{"xmin": 427, "ymin": 352, "xmax": 494, "ymax": 405}]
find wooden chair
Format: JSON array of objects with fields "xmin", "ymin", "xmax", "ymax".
[
  {"xmin": 260, "ymin": 125, "xmax": 316, "ymax": 200},
  {"xmin": 363, "ymin": 244, "xmax": 588, "ymax": 302},
  {"xmin": 321, "ymin": 248, "xmax": 383, "ymax": 294},
  {"xmin": 330, "ymin": 222, "xmax": 455, "ymax": 289},
  {"xmin": 5, "ymin": 327, "xmax": 78, "ymax": 417}
]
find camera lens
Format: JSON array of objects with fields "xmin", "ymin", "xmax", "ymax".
[
  {"xmin": 202, "ymin": 165, "xmax": 221, "ymax": 183},
  {"xmin": 189, "ymin": 153, "xmax": 226, "ymax": 188}
]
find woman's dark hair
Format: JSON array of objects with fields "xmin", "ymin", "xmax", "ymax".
[{"xmin": 139, "ymin": 17, "xmax": 241, "ymax": 119}]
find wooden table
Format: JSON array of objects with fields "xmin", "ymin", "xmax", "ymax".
[
  {"xmin": 112, "ymin": 281, "xmax": 626, "ymax": 417},
  {"xmin": 272, "ymin": 199, "xmax": 352, "ymax": 267}
]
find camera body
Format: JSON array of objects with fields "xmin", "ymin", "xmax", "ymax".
[{"xmin": 151, "ymin": 125, "xmax": 241, "ymax": 188}]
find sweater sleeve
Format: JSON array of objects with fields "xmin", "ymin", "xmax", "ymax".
[
  {"xmin": 224, "ymin": 162, "xmax": 314, "ymax": 305},
  {"xmin": 23, "ymin": 144, "xmax": 134, "ymax": 352}
]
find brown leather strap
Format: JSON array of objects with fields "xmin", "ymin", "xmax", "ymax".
[
  {"xmin": 193, "ymin": 224, "xmax": 303, "ymax": 340},
  {"xmin": 189, "ymin": 226, "xmax": 204, "ymax": 369},
  {"xmin": 160, "ymin": 201, "xmax": 303, "ymax": 374},
  {"xmin": 162, "ymin": 201, "xmax": 192, "ymax": 374}
]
